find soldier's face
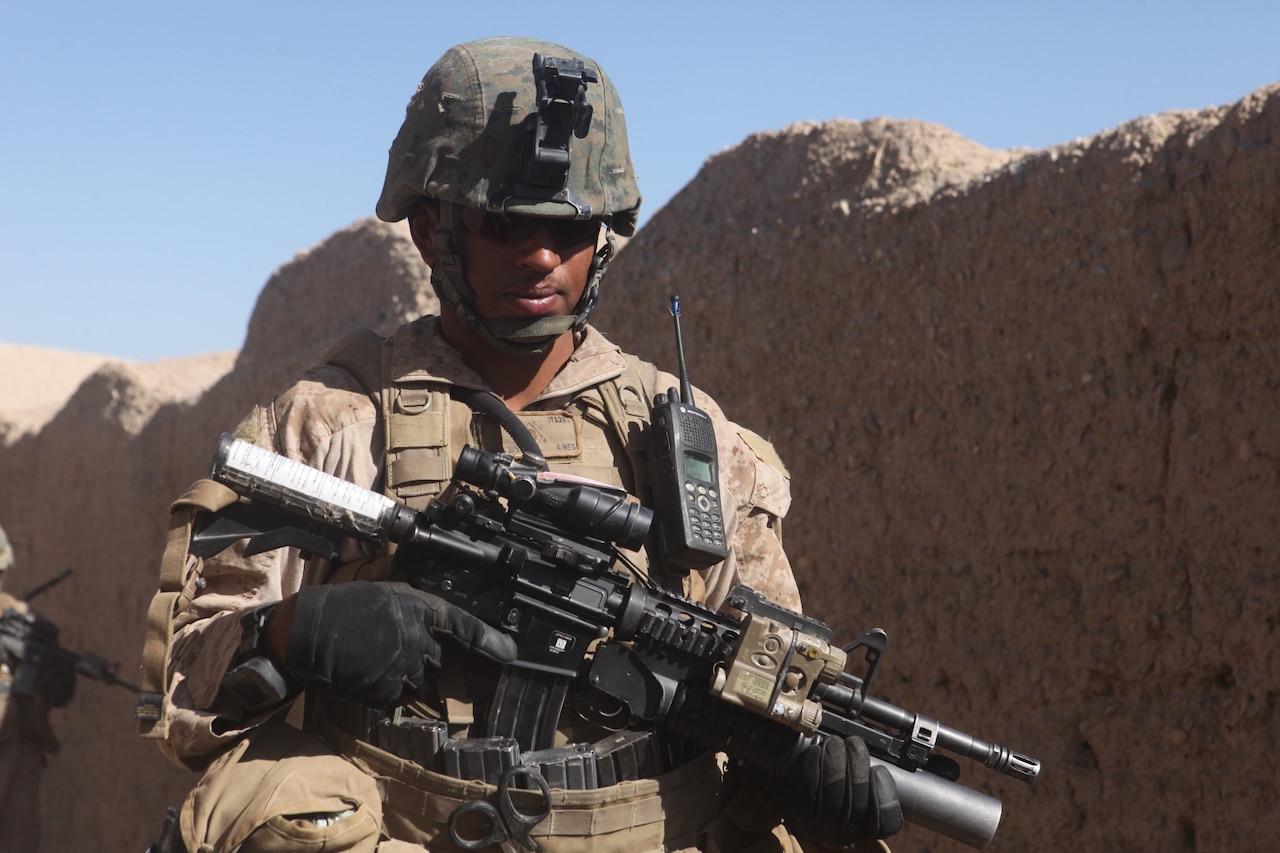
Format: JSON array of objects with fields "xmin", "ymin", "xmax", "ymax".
[{"xmin": 415, "ymin": 204, "xmax": 599, "ymax": 324}]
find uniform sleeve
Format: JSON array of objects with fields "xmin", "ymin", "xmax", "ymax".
[
  {"xmin": 687, "ymin": 388, "xmax": 802, "ymax": 616},
  {"xmin": 154, "ymin": 366, "xmax": 385, "ymax": 769}
]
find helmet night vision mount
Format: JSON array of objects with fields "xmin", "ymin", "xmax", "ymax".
[{"xmin": 514, "ymin": 53, "xmax": 598, "ymax": 216}]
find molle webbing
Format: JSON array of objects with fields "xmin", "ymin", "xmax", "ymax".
[
  {"xmin": 596, "ymin": 354, "xmax": 656, "ymax": 501},
  {"xmin": 383, "ymin": 382, "xmax": 454, "ymax": 506},
  {"xmin": 323, "ymin": 326, "xmax": 660, "ymax": 510},
  {"xmin": 321, "ymin": 328, "xmax": 457, "ymax": 511}
]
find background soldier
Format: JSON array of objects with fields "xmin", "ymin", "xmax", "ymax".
[{"xmin": 139, "ymin": 37, "xmax": 901, "ymax": 852}]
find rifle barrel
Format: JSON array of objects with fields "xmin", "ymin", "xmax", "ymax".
[
  {"xmin": 20, "ymin": 567, "xmax": 74, "ymax": 603},
  {"xmin": 815, "ymin": 680, "xmax": 1041, "ymax": 783}
]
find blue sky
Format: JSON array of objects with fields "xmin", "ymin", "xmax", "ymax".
[{"xmin": 3, "ymin": 1, "xmax": 1276, "ymax": 362}]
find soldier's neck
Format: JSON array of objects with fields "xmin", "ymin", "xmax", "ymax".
[{"xmin": 442, "ymin": 319, "xmax": 574, "ymax": 412}]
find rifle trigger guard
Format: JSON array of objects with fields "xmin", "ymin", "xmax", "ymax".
[{"xmin": 842, "ymin": 628, "xmax": 888, "ymax": 701}]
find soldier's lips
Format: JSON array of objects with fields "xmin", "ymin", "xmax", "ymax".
[{"xmin": 503, "ymin": 291, "xmax": 563, "ymax": 315}]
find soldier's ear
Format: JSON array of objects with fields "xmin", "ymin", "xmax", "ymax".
[{"xmin": 407, "ymin": 201, "xmax": 440, "ymax": 266}]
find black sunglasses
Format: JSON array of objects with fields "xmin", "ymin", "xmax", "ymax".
[{"xmin": 461, "ymin": 208, "xmax": 603, "ymax": 248}]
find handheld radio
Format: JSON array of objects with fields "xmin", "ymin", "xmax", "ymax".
[{"xmin": 648, "ymin": 296, "xmax": 729, "ymax": 572}]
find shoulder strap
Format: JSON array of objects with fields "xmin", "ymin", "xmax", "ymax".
[
  {"xmin": 599, "ymin": 354, "xmax": 658, "ymax": 486},
  {"xmin": 323, "ymin": 326, "xmax": 458, "ymax": 511},
  {"xmin": 137, "ymin": 479, "xmax": 239, "ymax": 738}
]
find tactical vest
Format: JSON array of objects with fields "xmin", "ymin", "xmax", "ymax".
[
  {"xmin": 136, "ymin": 324, "xmax": 702, "ymax": 742},
  {"xmin": 318, "ymin": 325, "xmax": 701, "ymax": 751},
  {"xmin": 322, "ymin": 324, "xmax": 691, "ymax": 596}
]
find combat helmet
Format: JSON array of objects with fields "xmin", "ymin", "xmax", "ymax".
[{"xmin": 377, "ymin": 37, "xmax": 641, "ymax": 353}]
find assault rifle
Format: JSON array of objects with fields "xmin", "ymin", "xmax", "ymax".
[
  {"xmin": 1, "ymin": 569, "xmax": 141, "ymax": 702},
  {"xmin": 196, "ymin": 434, "xmax": 1040, "ymax": 848}
]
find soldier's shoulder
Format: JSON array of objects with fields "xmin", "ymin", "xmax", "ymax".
[
  {"xmin": 277, "ymin": 363, "xmax": 380, "ymax": 416},
  {"xmin": 227, "ymin": 359, "xmax": 381, "ymax": 451},
  {"xmin": 721, "ymin": 423, "xmax": 792, "ymax": 518},
  {"xmin": 736, "ymin": 428, "xmax": 790, "ymax": 479}
]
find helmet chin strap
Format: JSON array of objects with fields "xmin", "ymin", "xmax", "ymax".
[{"xmin": 429, "ymin": 203, "xmax": 616, "ymax": 356}]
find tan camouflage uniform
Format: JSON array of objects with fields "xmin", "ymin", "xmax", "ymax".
[{"xmin": 149, "ymin": 318, "xmax": 812, "ymax": 852}]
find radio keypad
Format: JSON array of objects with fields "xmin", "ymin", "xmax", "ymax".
[{"xmin": 685, "ymin": 482, "xmax": 725, "ymax": 547}]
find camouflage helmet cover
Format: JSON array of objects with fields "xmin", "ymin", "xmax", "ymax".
[{"xmin": 376, "ymin": 37, "xmax": 641, "ymax": 236}]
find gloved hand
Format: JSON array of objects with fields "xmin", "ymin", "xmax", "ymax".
[
  {"xmin": 769, "ymin": 734, "xmax": 903, "ymax": 845},
  {"xmin": 282, "ymin": 581, "xmax": 517, "ymax": 705}
]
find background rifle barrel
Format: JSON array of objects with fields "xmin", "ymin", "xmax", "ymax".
[{"xmin": 20, "ymin": 567, "xmax": 73, "ymax": 602}]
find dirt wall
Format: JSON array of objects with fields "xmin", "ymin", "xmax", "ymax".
[
  {"xmin": 0, "ymin": 218, "xmax": 435, "ymax": 851},
  {"xmin": 599, "ymin": 87, "xmax": 1280, "ymax": 851}
]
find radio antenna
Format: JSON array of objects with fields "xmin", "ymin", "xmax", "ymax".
[{"xmin": 670, "ymin": 295, "xmax": 693, "ymax": 404}]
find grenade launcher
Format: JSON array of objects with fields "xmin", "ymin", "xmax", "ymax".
[{"xmin": 193, "ymin": 434, "xmax": 1040, "ymax": 848}]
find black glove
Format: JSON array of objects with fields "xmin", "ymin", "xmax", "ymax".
[
  {"xmin": 769, "ymin": 734, "xmax": 903, "ymax": 845},
  {"xmin": 284, "ymin": 581, "xmax": 517, "ymax": 705}
]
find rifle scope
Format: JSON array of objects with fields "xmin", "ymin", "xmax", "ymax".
[{"xmin": 454, "ymin": 445, "xmax": 653, "ymax": 552}]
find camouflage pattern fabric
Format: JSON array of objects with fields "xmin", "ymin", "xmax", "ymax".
[{"xmin": 376, "ymin": 37, "xmax": 641, "ymax": 235}]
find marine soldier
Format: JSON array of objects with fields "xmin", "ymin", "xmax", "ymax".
[
  {"xmin": 139, "ymin": 37, "xmax": 901, "ymax": 852},
  {"xmin": 0, "ymin": 525, "xmax": 71, "ymax": 853}
]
